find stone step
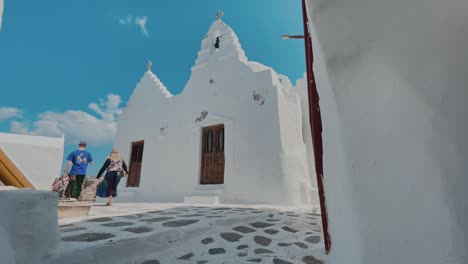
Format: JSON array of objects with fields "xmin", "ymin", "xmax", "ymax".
[
  {"xmin": 189, "ymin": 189, "xmax": 224, "ymax": 196},
  {"xmin": 185, "ymin": 186, "xmax": 224, "ymax": 204},
  {"xmin": 190, "ymin": 185, "xmax": 224, "ymax": 196},
  {"xmin": 184, "ymin": 195, "xmax": 221, "ymax": 204},
  {"xmin": 78, "ymin": 178, "xmax": 100, "ymax": 202},
  {"xmin": 58, "ymin": 202, "xmax": 93, "ymax": 219},
  {"xmin": 57, "ymin": 178, "xmax": 99, "ymax": 218}
]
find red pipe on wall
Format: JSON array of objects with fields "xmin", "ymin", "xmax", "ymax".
[{"xmin": 301, "ymin": 0, "xmax": 331, "ymax": 254}]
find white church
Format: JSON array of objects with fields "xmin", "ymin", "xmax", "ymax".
[{"xmin": 114, "ymin": 12, "xmax": 317, "ymax": 205}]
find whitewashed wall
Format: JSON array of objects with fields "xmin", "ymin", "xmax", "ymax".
[
  {"xmin": 114, "ymin": 71, "xmax": 172, "ymax": 195},
  {"xmin": 115, "ymin": 20, "xmax": 316, "ymax": 205},
  {"xmin": 0, "ymin": 189, "xmax": 59, "ymax": 264},
  {"xmin": 0, "ymin": 133, "xmax": 64, "ymax": 190},
  {"xmin": 295, "ymin": 74, "xmax": 317, "ymax": 191},
  {"xmin": 306, "ymin": 0, "xmax": 468, "ymax": 263},
  {"xmin": 0, "ymin": 0, "xmax": 3, "ymax": 30}
]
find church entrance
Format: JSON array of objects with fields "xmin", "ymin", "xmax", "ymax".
[
  {"xmin": 127, "ymin": 140, "xmax": 144, "ymax": 187},
  {"xmin": 200, "ymin": 124, "xmax": 225, "ymax": 184}
]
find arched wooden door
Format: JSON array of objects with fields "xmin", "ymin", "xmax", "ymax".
[{"xmin": 200, "ymin": 124, "xmax": 225, "ymax": 184}]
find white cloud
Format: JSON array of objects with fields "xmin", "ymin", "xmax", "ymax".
[
  {"xmin": 0, "ymin": 107, "xmax": 22, "ymax": 120},
  {"xmin": 119, "ymin": 15, "xmax": 132, "ymax": 25},
  {"xmin": 10, "ymin": 94, "xmax": 123, "ymax": 146},
  {"xmin": 135, "ymin": 16, "xmax": 149, "ymax": 37},
  {"xmin": 118, "ymin": 15, "xmax": 149, "ymax": 37}
]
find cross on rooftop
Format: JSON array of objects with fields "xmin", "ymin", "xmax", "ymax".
[
  {"xmin": 147, "ymin": 61, "xmax": 152, "ymax": 71},
  {"xmin": 216, "ymin": 10, "xmax": 224, "ymax": 20}
]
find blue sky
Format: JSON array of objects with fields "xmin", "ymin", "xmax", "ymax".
[{"xmin": 0, "ymin": 0, "xmax": 306, "ymax": 175}]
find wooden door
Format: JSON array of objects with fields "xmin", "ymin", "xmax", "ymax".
[
  {"xmin": 201, "ymin": 125, "xmax": 225, "ymax": 184},
  {"xmin": 127, "ymin": 140, "xmax": 144, "ymax": 187}
]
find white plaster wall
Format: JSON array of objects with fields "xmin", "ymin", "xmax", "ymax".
[
  {"xmin": 115, "ymin": 20, "xmax": 314, "ymax": 205},
  {"xmin": 295, "ymin": 74, "xmax": 317, "ymax": 189},
  {"xmin": 114, "ymin": 72, "xmax": 172, "ymax": 196},
  {"xmin": 277, "ymin": 77, "xmax": 317, "ymax": 205},
  {"xmin": 306, "ymin": 0, "xmax": 468, "ymax": 263},
  {"xmin": 0, "ymin": 0, "xmax": 3, "ymax": 30},
  {"xmin": 177, "ymin": 60, "xmax": 286, "ymax": 205},
  {"xmin": 0, "ymin": 189, "xmax": 59, "ymax": 264},
  {"xmin": 0, "ymin": 133, "xmax": 64, "ymax": 190}
]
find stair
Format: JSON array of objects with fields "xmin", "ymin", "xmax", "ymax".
[
  {"xmin": 58, "ymin": 178, "xmax": 99, "ymax": 219},
  {"xmin": 57, "ymin": 201, "xmax": 92, "ymax": 219},
  {"xmin": 78, "ymin": 178, "xmax": 100, "ymax": 202},
  {"xmin": 184, "ymin": 185, "xmax": 224, "ymax": 205}
]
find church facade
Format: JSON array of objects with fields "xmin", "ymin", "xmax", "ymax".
[{"xmin": 114, "ymin": 14, "xmax": 317, "ymax": 205}]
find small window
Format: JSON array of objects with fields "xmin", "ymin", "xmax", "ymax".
[
  {"xmin": 206, "ymin": 129, "xmax": 213, "ymax": 153},
  {"xmin": 214, "ymin": 37, "xmax": 220, "ymax": 49},
  {"xmin": 217, "ymin": 129, "xmax": 224, "ymax": 152}
]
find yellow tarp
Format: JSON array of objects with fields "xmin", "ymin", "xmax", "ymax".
[{"xmin": 0, "ymin": 147, "xmax": 34, "ymax": 188}]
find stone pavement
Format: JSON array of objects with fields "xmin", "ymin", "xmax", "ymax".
[{"xmin": 54, "ymin": 203, "xmax": 327, "ymax": 264}]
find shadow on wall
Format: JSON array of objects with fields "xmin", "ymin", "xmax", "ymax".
[{"xmin": 307, "ymin": 0, "xmax": 468, "ymax": 263}]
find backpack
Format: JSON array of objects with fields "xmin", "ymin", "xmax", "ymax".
[
  {"xmin": 51, "ymin": 178, "xmax": 61, "ymax": 192},
  {"xmin": 51, "ymin": 171, "xmax": 70, "ymax": 197},
  {"xmin": 61, "ymin": 174, "xmax": 70, "ymax": 187}
]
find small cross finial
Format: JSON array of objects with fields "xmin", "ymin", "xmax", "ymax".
[
  {"xmin": 147, "ymin": 61, "xmax": 152, "ymax": 71},
  {"xmin": 216, "ymin": 10, "xmax": 223, "ymax": 20}
]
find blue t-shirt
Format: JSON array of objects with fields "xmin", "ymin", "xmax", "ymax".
[{"xmin": 67, "ymin": 150, "xmax": 93, "ymax": 175}]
